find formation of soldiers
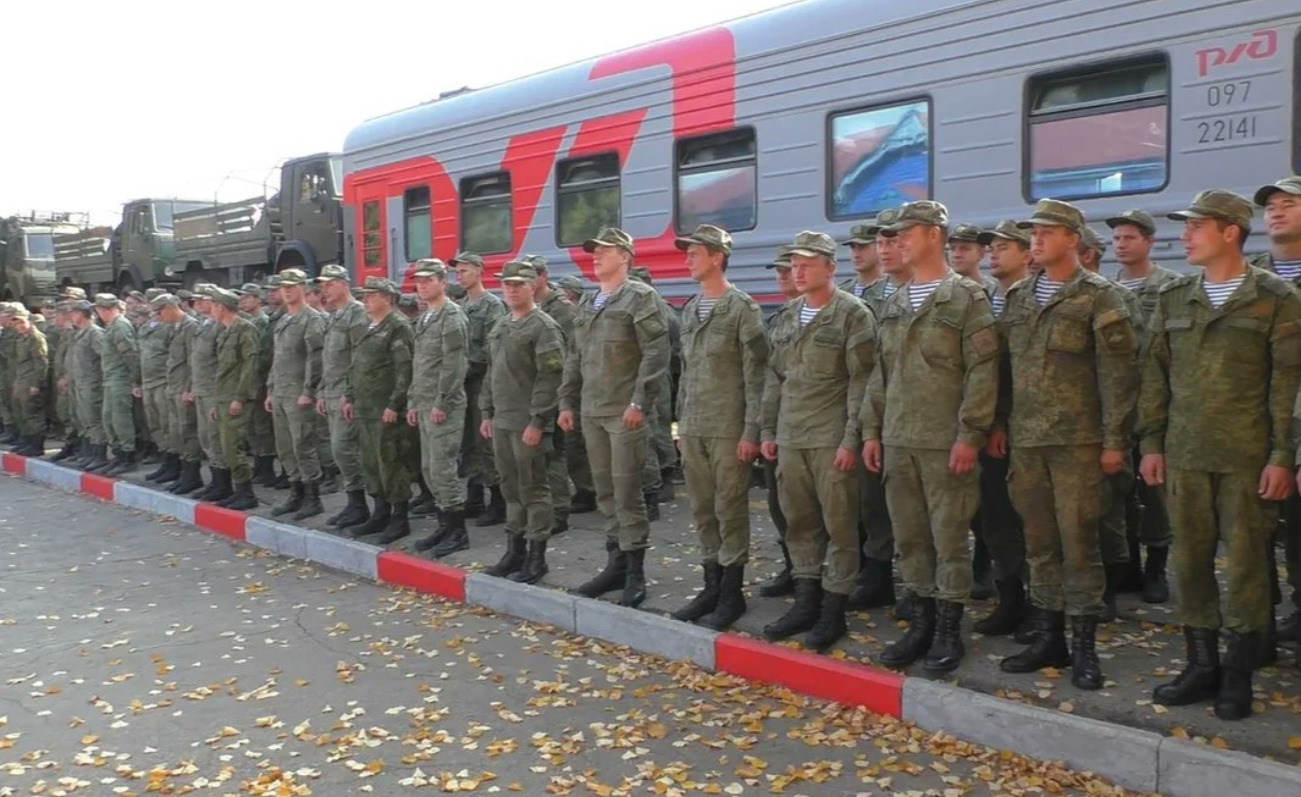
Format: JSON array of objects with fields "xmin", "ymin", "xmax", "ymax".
[{"xmin": 3, "ymin": 175, "xmax": 1301, "ymax": 726}]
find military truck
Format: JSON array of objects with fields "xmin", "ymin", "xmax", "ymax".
[
  {"xmin": 166, "ymin": 152, "xmax": 343, "ymax": 288},
  {"xmin": 54, "ymin": 198, "xmax": 209, "ymax": 295},
  {"xmin": 0, "ymin": 212, "xmax": 86, "ymax": 307}
]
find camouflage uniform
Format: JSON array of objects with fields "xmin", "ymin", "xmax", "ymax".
[
  {"xmin": 213, "ymin": 305, "xmax": 260, "ymax": 485},
  {"xmin": 247, "ymin": 305, "xmax": 278, "ymax": 459},
  {"xmin": 10, "ymin": 316, "xmax": 49, "ymax": 437},
  {"xmin": 352, "ymin": 292, "xmax": 415, "ymax": 505},
  {"xmin": 0, "ymin": 323, "xmax": 14, "ymax": 433},
  {"xmin": 319, "ymin": 283, "xmax": 368, "ymax": 494},
  {"xmin": 268, "ymin": 302, "xmax": 325, "ymax": 484},
  {"xmin": 137, "ymin": 314, "xmax": 173, "ymax": 456},
  {"xmin": 409, "ymin": 273, "xmax": 469, "ymax": 512},
  {"xmin": 630, "ymin": 267, "xmax": 680, "ymax": 500},
  {"xmin": 43, "ymin": 315, "xmax": 63, "ymax": 434},
  {"xmin": 190, "ymin": 314, "xmax": 225, "ymax": 469},
  {"xmin": 537, "ymin": 279, "xmax": 581, "ymax": 522},
  {"xmin": 70, "ymin": 317, "xmax": 105, "ymax": 447},
  {"xmin": 166, "ymin": 313, "xmax": 201, "ymax": 464},
  {"xmin": 98, "ymin": 308, "xmax": 140, "ymax": 456},
  {"xmin": 459, "ymin": 286, "xmax": 506, "ymax": 489}
]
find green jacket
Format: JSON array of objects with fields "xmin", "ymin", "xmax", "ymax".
[
  {"xmin": 268, "ymin": 307, "xmax": 325, "ymax": 399},
  {"xmin": 481, "ymin": 307, "xmax": 564, "ymax": 432},
  {"xmin": 676, "ymin": 286, "xmax": 768, "ymax": 442},
  {"xmin": 70, "ymin": 324, "xmax": 103, "ymax": 391},
  {"xmin": 188, "ymin": 318, "xmax": 222, "ymax": 398},
  {"xmin": 215, "ymin": 316, "xmax": 261, "ymax": 404},
  {"xmin": 166, "ymin": 316, "xmax": 198, "ymax": 395},
  {"xmin": 539, "ymin": 286, "xmax": 577, "ymax": 343},
  {"xmin": 409, "ymin": 300, "xmax": 468, "ymax": 411},
  {"xmin": 459, "ymin": 291, "xmax": 507, "ymax": 375},
  {"xmin": 12, "ymin": 328, "xmax": 48, "ymax": 395},
  {"xmin": 351, "ymin": 311, "xmax": 413, "ymax": 414},
  {"xmin": 137, "ymin": 317, "xmax": 172, "ymax": 390},
  {"xmin": 320, "ymin": 300, "xmax": 368, "ymax": 402},
  {"xmin": 100, "ymin": 315, "xmax": 141, "ymax": 387}
]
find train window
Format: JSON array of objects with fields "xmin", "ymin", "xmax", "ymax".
[
  {"xmin": 1027, "ymin": 57, "xmax": 1169, "ymax": 200},
  {"xmin": 404, "ymin": 186, "xmax": 432, "ymax": 261},
  {"xmin": 827, "ymin": 99, "xmax": 931, "ymax": 221},
  {"xmin": 361, "ymin": 200, "xmax": 384, "ymax": 268},
  {"xmin": 461, "ymin": 172, "xmax": 512, "ymax": 254},
  {"xmin": 556, "ymin": 154, "xmax": 621, "ymax": 247},
  {"xmin": 675, "ymin": 129, "xmax": 757, "ymax": 234}
]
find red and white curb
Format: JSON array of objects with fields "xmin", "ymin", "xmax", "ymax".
[{"xmin": 6, "ymin": 451, "xmax": 1300, "ymax": 797}]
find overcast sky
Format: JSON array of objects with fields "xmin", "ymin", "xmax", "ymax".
[{"xmin": 1, "ymin": 0, "xmax": 794, "ymax": 226}]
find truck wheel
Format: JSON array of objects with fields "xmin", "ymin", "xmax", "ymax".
[{"xmin": 117, "ymin": 272, "xmax": 141, "ymax": 295}]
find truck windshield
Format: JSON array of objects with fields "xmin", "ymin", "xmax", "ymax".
[
  {"xmin": 154, "ymin": 203, "xmax": 174, "ymax": 231},
  {"xmin": 329, "ymin": 156, "xmax": 343, "ymax": 197},
  {"xmin": 25, "ymin": 234, "xmax": 55, "ymax": 259}
]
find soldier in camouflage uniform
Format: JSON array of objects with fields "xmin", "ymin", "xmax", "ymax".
[
  {"xmin": 628, "ymin": 266, "xmax": 682, "ymax": 518},
  {"xmin": 315, "ymin": 264, "xmax": 371, "ymax": 529},
  {"xmin": 154, "ymin": 294, "xmax": 204, "ymax": 495},
  {"xmin": 48, "ymin": 297, "xmax": 80, "ymax": 461},
  {"xmin": 138, "ymin": 296, "xmax": 177, "ymax": 482},
  {"xmin": 92, "ymin": 294, "xmax": 141, "ymax": 476},
  {"xmin": 1138, "ymin": 189, "xmax": 1301, "ymax": 718},
  {"xmin": 0, "ymin": 303, "xmax": 18, "ymax": 446},
  {"xmin": 4, "ymin": 306, "xmax": 48, "ymax": 456},
  {"xmin": 66, "ymin": 300, "xmax": 107, "ymax": 470},
  {"xmin": 864, "ymin": 202, "xmax": 999, "ymax": 674},
  {"xmin": 670, "ymin": 225, "xmax": 768, "ymax": 631},
  {"xmin": 206, "ymin": 288, "xmax": 260, "ymax": 510},
  {"xmin": 38, "ymin": 299, "xmax": 62, "ymax": 442},
  {"xmin": 554, "ymin": 273, "xmax": 596, "ymax": 513},
  {"xmin": 947, "ymin": 223, "xmax": 999, "ymax": 298},
  {"xmin": 995, "ymin": 199, "xmax": 1138, "ymax": 690},
  {"xmin": 525, "ymin": 255, "xmax": 579, "ymax": 534},
  {"xmin": 760, "ymin": 231, "xmax": 876, "ymax": 653},
  {"xmin": 558, "ymin": 228, "xmax": 671, "ymax": 608},
  {"xmin": 265, "ymin": 269, "xmax": 326, "ymax": 521},
  {"xmin": 189, "ymin": 288, "xmax": 230, "ymax": 501},
  {"xmin": 451, "ymin": 252, "xmax": 508, "ymax": 526},
  {"xmin": 480, "ymin": 261, "xmax": 565, "ymax": 584},
  {"xmin": 237, "ymin": 283, "xmax": 278, "ymax": 486}
]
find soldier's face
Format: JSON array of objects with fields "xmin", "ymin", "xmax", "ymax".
[
  {"xmin": 306, "ymin": 292, "xmax": 323, "ymax": 310},
  {"xmin": 1111, "ymin": 225, "xmax": 1153, "ymax": 266},
  {"xmin": 895, "ymin": 225, "xmax": 940, "ymax": 269},
  {"xmin": 1265, "ymin": 193, "xmax": 1301, "ymax": 245},
  {"xmin": 947, "ymin": 240, "xmax": 984, "ymax": 277},
  {"xmin": 282, "ymin": 284, "xmax": 305, "ymax": 305},
  {"xmin": 414, "ymin": 275, "xmax": 443, "ymax": 302},
  {"xmin": 1030, "ymin": 225, "xmax": 1075, "ymax": 267},
  {"xmin": 456, "ymin": 264, "xmax": 482, "ymax": 289},
  {"xmin": 591, "ymin": 245, "xmax": 625, "ymax": 281},
  {"xmin": 1181, "ymin": 219, "xmax": 1236, "ymax": 266},
  {"xmin": 238, "ymin": 295, "xmax": 259, "ymax": 313},
  {"xmin": 877, "ymin": 234, "xmax": 905, "ymax": 276},
  {"xmin": 363, "ymin": 292, "xmax": 389, "ymax": 314},
  {"xmin": 773, "ymin": 266, "xmax": 798, "ymax": 298},
  {"xmin": 197, "ymin": 300, "xmax": 214, "ymax": 318},
  {"xmin": 684, "ymin": 243, "xmax": 720, "ymax": 282},
  {"xmin": 323, "ymin": 280, "xmax": 348, "ymax": 305},
  {"xmin": 1078, "ymin": 247, "xmax": 1101, "ymax": 272},
  {"xmin": 159, "ymin": 306, "xmax": 181, "ymax": 324},
  {"xmin": 790, "ymin": 254, "xmax": 833, "ymax": 294},
  {"xmin": 989, "ymin": 240, "xmax": 1031, "ymax": 280},
  {"xmin": 268, "ymin": 289, "xmax": 284, "ymax": 308},
  {"xmin": 849, "ymin": 242, "xmax": 877, "ymax": 273},
  {"xmin": 502, "ymin": 280, "xmax": 533, "ymax": 310}
]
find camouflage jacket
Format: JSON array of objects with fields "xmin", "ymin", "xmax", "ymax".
[
  {"xmin": 70, "ymin": 324, "xmax": 103, "ymax": 391},
  {"xmin": 100, "ymin": 315, "xmax": 141, "ymax": 387},
  {"xmin": 137, "ymin": 317, "xmax": 172, "ymax": 390},
  {"xmin": 1138, "ymin": 266, "xmax": 1301, "ymax": 471},
  {"xmin": 863, "ymin": 271, "xmax": 999, "ymax": 450},
  {"xmin": 677, "ymin": 286, "xmax": 769, "ymax": 442},
  {"xmin": 539, "ymin": 287, "xmax": 577, "ymax": 343},
  {"xmin": 409, "ymin": 300, "xmax": 468, "ymax": 411},
  {"xmin": 997, "ymin": 268, "xmax": 1138, "ymax": 450},
  {"xmin": 188, "ymin": 318, "xmax": 222, "ymax": 398},
  {"xmin": 481, "ymin": 308, "xmax": 564, "ymax": 432},
  {"xmin": 215, "ymin": 316, "xmax": 260, "ymax": 404},
  {"xmin": 459, "ymin": 291, "xmax": 507, "ymax": 376},
  {"xmin": 559, "ymin": 279, "xmax": 670, "ymax": 418},
  {"xmin": 45, "ymin": 323, "xmax": 63, "ymax": 379},
  {"xmin": 350, "ymin": 311, "xmax": 413, "ymax": 414},
  {"xmin": 760, "ymin": 289, "xmax": 877, "ymax": 450},
  {"xmin": 320, "ymin": 299, "xmax": 368, "ymax": 402},
  {"xmin": 267, "ymin": 306, "xmax": 325, "ymax": 399},
  {"xmin": 254, "ymin": 310, "xmax": 279, "ymax": 392},
  {"xmin": 1113, "ymin": 265, "xmax": 1180, "ymax": 326},
  {"xmin": 12, "ymin": 328, "xmax": 48, "ymax": 394},
  {"xmin": 165, "ymin": 316, "xmax": 198, "ymax": 395}
]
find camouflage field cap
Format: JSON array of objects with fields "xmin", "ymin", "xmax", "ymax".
[
  {"xmin": 765, "ymin": 245, "xmax": 794, "ymax": 270},
  {"xmin": 411, "ymin": 259, "xmax": 448, "ymax": 279},
  {"xmin": 947, "ymin": 223, "xmax": 983, "ymax": 243},
  {"xmin": 1254, "ymin": 176, "xmax": 1301, "ymax": 207},
  {"xmin": 193, "ymin": 282, "xmax": 215, "ymax": 297},
  {"xmin": 582, "ymin": 227, "xmax": 635, "ymax": 255},
  {"xmin": 1168, "ymin": 189, "xmax": 1253, "ymax": 228},
  {"xmin": 9, "ymin": 305, "xmax": 30, "ymax": 320},
  {"xmin": 93, "ymin": 293, "xmax": 121, "ymax": 309},
  {"xmin": 557, "ymin": 275, "xmax": 586, "ymax": 292},
  {"xmin": 1018, "ymin": 198, "xmax": 1085, "ymax": 233},
  {"xmin": 150, "ymin": 293, "xmax": 181, "ymax": 310},
  {"xmin": 0, "ymin": 303, "xmax": 17, "ymax": 317},
  {"xmin": 977, "ymin": 220, "xmax": 1031, "ymax": 247},
  {"xmin": 277, "ymin": 268, "xmax": 308, "ymax": 287},
  {"xmin": 59, "ymin": 286, "xmax": 87, "ymax": 300},
  {"xmin": 1105, "ymin": 209, "xmax": 1157, "ymax": 235},
  {"xmin": 674, "ymin": 224, "xmax": 733, "ymax": 254},
  {"xmin": 176, "ymin": 289, "xmax": 194, "ymax": 301},
  {"xmin": 69, "ymin": 299, "xmax": 93, "ymax": 311},
  {"xmin": 1081, "ymin": 226, "xmax": 1107, "ymax": 253},
  {"xmin": 145, "ymin": 287, "xmax": 166, "ymax": 301},
  {"xmin": 360, "ymin": 276, "xmax": 401, "ymax": 297},
  {"xmin": 522, "ymin": 254, "xmax": 548, "ymax": 272},
  {"xmin": 496, "ymin": 261, "xmax": 538, "ymax": 283},
  {"xmin": 845, "ymin": 220, "xmax": 880, "ymax": 245},
  {"xmin": 235, "ymin": 282, "xmax": 264, "ymax": 298},
  {"xmin": 449, "ymin": 251, "xmax": 484, "ymax": 268},
  {"xmin": 316, "ymin": 264, "xmax": 350, "ymax": 283},
  {"xmin": 786, "ymin": 231, "xmax": 837, "ymax": 259},
  {"xmin": 127, "ymin": 290, "xmax": 146, "ymax": 303},
  {"xmin": 880, "ymin": 200, "xmax": 949, "ymax": 236},
  {"xmin": 209, "ymin": 287, "xmax": 240, "ymax": 310}
]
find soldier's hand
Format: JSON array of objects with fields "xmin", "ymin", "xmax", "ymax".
[
  {"xmin": 761, "ymin": 440, "xmax": 778, "ymax": 462},
  {"xmin": 949, "ymin": 441, "xmax": 978, "ymax": 475},
  {"xmin": 833, "ymin": 446, "xmax": 857, "ymax": 473},
  {"xmin": 522, "ymin": 426, "xmax": 543, "ymax": 448},
  {"xmin": 183, "ymin": 392, "xmax": 195, "ymax": 405},
  {"xmin": 1139, "ymin": 454, "xmax": 1165, "ymax": 486},
  {"xmin": 622, "ymin": 405, "xmax": 644, "ymax": 430},
  {"xmin": 480, "ymin": 420, "xmax": 494, "ymax": 440},
  {"xmin": 297, "ymin": 395, "xmax": 313, "ymax": 408},
  {"xmin": 406, "ymin": 409, "xmax": 418, "ymax": 427},
  {"xmin": 131, "ymin": 387, "xmax": 143, "ymax": 399},
  {"xmin": 228, "ymin": 400, "xmax": 243, "ymax": 417},
  {"xmin": 985, "ymin": 429, "xmax": 1008, "ymax": 459},
  {"xmin": 431, "ymin": 408, "xmax": 447, "ymax": 424},
  {"xmin": 1100, "ymin": 448, "xmax": 1126, "ymax": 476},
  {"xmin": 862, "ymin": 439, "xmax": 883, "ymax": 473},
  {"xmin": 1259, "ymin": 465, "xmax": 1293, "ymax": 502},
  {"xmin": 382, "ymin": 408, "xmax": 398, "ymax": 424},
  {"xmin": 558, "ymin": 410, "xmax": 575, "ymax": 433},
  {"xmin": 316, "ymin": 399, "xmax": 327, "ymax": 416},
  {"xmin": 736, "ymin": 439, "xmax": 760, "ymax": 463},
  {"xmin": 342, "ymin": 401, "xmax": 354, "ymax": 421},
  {"xmin": 263, "ymin": 396, "xmax": 274, "ymax": 413}
]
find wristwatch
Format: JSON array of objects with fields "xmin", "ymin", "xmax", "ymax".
[{"xmin": 629, "ymin": 402, "xmax": 642, "ymax": 411}]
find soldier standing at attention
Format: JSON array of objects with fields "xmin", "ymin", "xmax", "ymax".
[
  {"xmin": 38, "ymin": 299, "xmax": 63, "ymax": 446},
  {"xmin": 947, "ymin": 223, "xmax": 999, "ymax": 298},
  {"xmin": 139, "ymin": 296, "xmax": 176, "ymax": 483},
  {"xmin": 189, "ymin": 288, "xmax": 229, "ymax": 501},
  {"xmin": 526, "ymin": 255, "xmax": 580, "ymax": 534},
  {"xmin": 554, "ymin": 273, "xmax": 597, "ymax": 514},
  {"xmin": 1138, "ymin": 190, "xmax": 1301, "ymax": 718},
  {"xmin": 628, "ymin": 266, "xmax": 682, "ymax": 516},
  {"xmin": 862, "ymin": 202, "xmax": 999, "ymax": 674},
  {"xmin": 157, "ymin": 294, "xmax": 204, "ymax": 495},
  {"xmin": 405, "ymin": 261, "xmax": 470, "ymax": 555},
  {"xmin": 316, "ymin": 264, "xmax": 372, "ymax": 530},
  {"xmin": 0, "ymin": 304, "xmax": 16, "ymax": 447},
  {"xmin": 92, "ymin": 294, "xmax": 141, "ymax": 476},
  {"xmin": 6, "ymin": 306, "xmax": 48, "ymax": 456},
  {"xmin": 995, "ymin": 199, "xmax": 1137, "ymax": 689},
  {"xmin": 451, "ymin": 252, "xmax": 508, "ymax": 527},
  {"xmin": 760, "ymin": 231, "xmax": 876, "ymax": 652},
  {"xmin": 306, "ymin": 279, "xmax": 339, "ymax": 494},
  {"xmin": 49, "ymin": 300, "xmax": 80, "ymax": 461},
  {"xmin": 558, "ymin": 228, "xmax": 671, "ymax": 608},
  {"xmin": 839, "ymin": 221, "xmax": 890, "ymax": 307},
  {"xmin": 67, "ymin": 300, "xmax": 107, "ymax": 471},
  {"xmin": 479, "ymin": 261, "xmax": 565, "ymax": 583},
  {"xmin": 265, "ymin": 269, "xmax": 326, "ymax": 521},
  {"xmin": 670, "ymin": 225, "xmax": 768, "ymax": 631},
  {"xmin": 206, "ymin": 288, "xmax": 260, "ymax": 511},
  {"xmin": 238, "ymin": 283, "xmax": 278, "ymax": 487},
  {"xmin": 349, "ymin": 278, "xmax": 416, "ymax": 544}
]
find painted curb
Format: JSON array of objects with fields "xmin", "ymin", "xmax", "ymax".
[
  {"xmin": 194, "ymin": 503, "xmax": 248, "ymax": 541},
  {"xmin": 716, "ymin": 633, "xmax": 904, "ymax": 718},
  {"xmin": 80, "ymin": 473, "xmax": 116, "ymax": 501},
  {"xmin": 575, "ymin": 600, "xmax": 717, "ymax": 670},
  {"xmin": 377, "ymin": 551, "xmax": 467, "ymax": 601},
  {"xmin": 1157, "ymin": 737, "xmax": 1301, "ymax": 797},
  {"xmin": 245, "ymin": 517, "xmax": 309, "ymax": 559},
  {"xmin": 465, "ymin": 573, "xmax": 578, "ymax": 633},
  {"xmin": 25, "ymin": 459, "xmax": 82, "ymax": 492},
  {"xmin": 299, "ymin": 528, "xmax": 379, "ymax": 580},
  {"xmin": 3, "ymin": 452, "xmax": 27, "ymax": 475},
  {"xmin": 114, "ymin": 482, "xmax": 197, "ymax": 525},
  {"xmin": 902, "ymin": 678, "xmax": 1160, "ymax": 793}
]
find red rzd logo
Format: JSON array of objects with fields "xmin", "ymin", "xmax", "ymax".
[{"xmin": 1196, "ymin": 30, "xmax": 1277, "ymax": 77}]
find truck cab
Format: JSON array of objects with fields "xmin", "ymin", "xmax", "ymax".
[
  {"xmin": 1, "ymin": 214, "xmax": 84, "ymax": 307},
  {"xmin": 270, "ymin": 153, "xmax": 344, "ymax": 274}
]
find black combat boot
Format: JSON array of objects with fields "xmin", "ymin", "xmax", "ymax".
[
  {"xmin": 431, "ymin": 509, "xmax": 469, "ymax": 558},
  {"xmin": 970, "ymin": 538, "xmax": 994, "ymax": 601},
  {"xmin": 1119, "ymin": 533, "xmax": 1145, "ymax": 593},
  {"xmin": 659, "ymin": 468, "xmax": 677, "ymax": 501},
  {"xmin": 414, "ymin": 508, "xmax": 452, "ymax": 552},
  {"xmin": 294, "ymin": 481, "xmax": 324, "ymax": 521},
  {"xmin": 643, "ymin": 488, "xmax": 660, "ymax": 522},
  {"xmin": 319, "ymin": 465, "xmax": 339, "ymax": 495},
  {"xmin": 86, "ymin": 448, "xmax": 118, "ymax": 474},
  {"xmin": 759, "ymin": 543, "xmax": 795, "ymax": 598},
  {"xmin": 701, "ymin": 564, "xmax": 747, "ymax": 631},
  {"xmin": 1215, "ymin": 631, "xmax": 1261, "ymax": 720},
  {"xmin": 577, "ymin": 541, "xmax": 629, "ymax": 597},
  {"xmin": 271, "ymin": 482, "xmax": 304, "ymax": 517},
  {"xmin": 219, "ymin": 480, "xmax": 258, "ymax": 511},
  {"xmin": 486, "ymin": 533, "xmax": 527, "ymax": 578},
  {"xmin": 1001, "ymin": 608, "xmax": 1071, "ymax": 673},
  {"xmin": 170, "ymin": 461, "xmax": 204, "ymax": 495},
  {"xmin": 17, "ymin": 435, "xmax": 44, "ymax": 457},
  {"xmin": 621, "ymin": 549, "xmax": 647, "ymax": 607},
  {"xmin": 330, "ymin": 490, "xmax": 370, "ymax": 528},
  {"xmin": 145, "ymin": 451, "xmax": 171, "ymax": 481},
  {"xmin": 975, "ymin": 578, "xmax": 1028, "ymax": 636},
  {"xmin": 763, "ymin": 579, "xmax": 823, "ymax": 641},
  {"xmin": 805, "ymin": 591, "xmax": 849, "ymax": 653},
  {"xmin": 550, "ymin": 516, "xmax": 569, "ymax": 536},
  {"xmin": 202, "ymin": 468, "xmax": 234, "ymax": 503},
  {"xmin": 1154, "ymin": 627, "xmax": 1221, "ymax": 706},
  {"xmin": 252, "ymin": 456, "xmax": 276, "ymax": 486},
  {"xmin": 84, "ymin": 443, "xmax": 110, "ymax": 472},
  {"xmin": 373, "ymin": 502, "xmax": 411, "ymax": 545},
  {"xmin": 0, "ymin": 426, "xmax": 19, "ymax": 445},
  {"xmin": 672, "ymin": 562, "xmax": 723, "ymax": 622},
  {"xmin": 847, "ymin": 557, "xmax": 896, "ymax": 609},
  {"xmin": 878, "ymin": 597, "xmax": 938, "ymax": 669},
  {"xmin": 411, "ymin": 479, "xmax": 435, "ymax": 515},
  {"xmin": 269, "ymin": 466, "xmax": 290, "ymax": 490},
  {"xmin": 352, "ymin": 498, "xmax": 391, "ymax": 537},
  {"xmin": 568, "ymin": 488, "xmax": 597, "ymax": 514},
  {"xmin": 1100, "ymin": 566, "xmax": 1122, "ymax": 624},
  {"xmin": 157, "ymin": 453, "xmax": 182, "ymax": 484},
  {"xmin": 1070, "ymin": 615, "xmax": 1104, "ymax": 690},
  {"xmin": 512, "ymin": 539, "xmax": 549, "ymax": 584},
  {"xmin": 476, "ymin": 485, "xmax": 506, "ymax": 527},
  {"xmin": 50, "ymin": 436, "xmax": 80, "ymax": 462},
  {"xmin": 108, "ymin": 449, "xmax": 138, "ymax": 476},
  {"xmin": 924, "ymin": 600, "xmax": 966, "ymax": 674},
  {"xmin": 1141, "ymin": 546, "xmax": 1170, "ymax": 604},
  {"xmin": 464, "ymin": 477, "xmax": 485, "ymax": 518}
]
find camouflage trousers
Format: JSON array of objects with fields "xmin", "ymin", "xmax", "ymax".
[
  {"xmin": 11, "ymin": 387, "xmax": 46, "ymax": 436},
  {"xmin": 73, "ymin": 383, "xmax": 104, "ymax": 445},
  {"xmin": 492, "ymin": 424, "xmax": 553, "ymax": 542},
  {"xmin": 358, "ymin": 413, "xmax": 413, "ymax": 505},
  {"xmin": 584, "ymin": 413, "xmax": 650, "ymax": 552},
  {"xmin": 547, "ymin": 428, "xmax": 571, "ymax": 521},
  {"xmin": 132, "ymin": 394, "xmax": 148, "ymax": 446},
  {"xmin": 217, "ymin": 404, "xmax": 251, "ymax": 483},
  {"xmin": 1009, "ymin": 445, "xmax": 1105, "ymax": 617},
  {"xmin": 1099, "ymin": 463, "xmax": 1135, "ymax": 570},
  {"xmin": 640, "ymin": 374, "xmax": 676, "ymax": 491},
  {"xmin": 56, "ymin": 379, "xmax": 73, "ymax": 432},
  {"xmin": 0, "ymin": 373, "xmax": 13, "ymax": 426},
  {"xmin": 976, "ymin": 452, "xmax": 1025, "ymax": 582},
  {"xmin": 778, "ymin": 446, "xmax": 860, "ymax": 596},
  {"xmin": 271, "ymin": 397, "xmax": 322, "ymax": 483},
  {"xmin": 102, "ymin": 383, "xmax": 136, "ymax": 453},
  {"xmin": 857, "ymin": 463, "xmax": 894, "ymax": 563},
  {"xmin": 167, "ymin": 392, "xmax": 201, "ymax": 463},
  {"xmin": 1132, "ymin": 443, "xmax": 1172, "ymax": 549},
  {"xmin": 195, "ymin": 396, "xmax": 226, "ymax": 468},
  {"xmin": 462, "ymin": 373, "xmax": 499, "ymax": 487},
  {"xmin": 415, "ymin": 405, "xmax": 464, "ymax": 511},
  {"xmin": 884, "ymin": 447, "xmax": 978, "ymax": 603},
  {"xmin": 564, "ymin": 424, "xmax": 593, "ymax": 493},
  {"xmin": 764, "ymin": 458, "xmax": 787, "ymax": 538},
  {"xmin": 681, "ymin": 435, "xmax": 751, "ymax": 567},
  {"xmin": 143, "ymin": 386, "xmax": 171, "ymax": 454},
  {"xmin": 324, "ymin": 399, "xmax": 363, "ymax": 493},
  {"xmin": 315, "ymin": 410, "xmax": 334, "ymax": 469},
  {"xmin": 1168, "ymin": 468, "xmax": 1275, "ymax": 635},
  {"xmin": 247, "ymin": 389, "xmax": 276, "ymax": 458}
]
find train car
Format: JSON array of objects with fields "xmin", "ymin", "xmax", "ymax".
[{"xmin": 341, "ymin": 0, "xmax": 1301, "ymax": 303}]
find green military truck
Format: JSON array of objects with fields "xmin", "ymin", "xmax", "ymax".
[
  {"xmin": 55, "ymin": 198, "xmax": 210, "ymax": 295},
  {"xmin": 1, "ymin": 212, "xmax": 86, "ymax": 307}
]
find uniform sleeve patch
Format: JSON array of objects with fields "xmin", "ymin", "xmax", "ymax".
[{"xmin": 969, "ymin": 327, "xmax": 999, "ymax": 358}]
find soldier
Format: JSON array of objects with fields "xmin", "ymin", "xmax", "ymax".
[
  {"xmin": 66, "ymin": 300, "xmax": 107, "ymax": 470},
  {"xmin": 125, "ymin": 294, "xmax": 154, "ymax": 460},
  {"xmin": 551, "ymin": 275, "xmax": 597, "ymax": 515},
  {"xmin": 307, "ymin": 278, "xmax": 340, "ymax": 495},
  {"xmin": 947, "ymin": 223, "xmax": 999, "ymax": 298},
  {"xmin": 628, "ymin": 265, "xmax": 682, "ymax": 515},
  {"xmin": 188, "ymin": 287, "xmax": 229, "ymax": 501},
  {"xmin": 861, "ymin": 202, "xmax": 998, "ymax": 673},
  {"xmin": 91, "ymin": 294, "xmax": 141, "ymax": 476},
  {"xmin": 670, "ymin": 225, "xmax": 768, "ymax": 631},
  {"xmin": 48, "ymin": 298, "xmax": 80, "ymax": 461},
  {"xmin": 839, "ymin": 221, "xmax": 890, "ymax": 306},
  {"xmin": 3, "ymin": 306, "xmax": 47, "ymax": 456},
  {"xmin": 1137, "ymin": 189, "xmax": 1301, "ymax": 718},
  {"xmin": 155, "ymin": 294, "xmax": 204, "ymax": 494},
  {"xmin": 0, "ymin": 303, "xmax": 18, "ymax": 447},
  {"xmin": 206, "ymin": 288, "xmax": 260, "ymax": 510},
  {"xmin": 479, "ymin": 261, "xmax": 564, "ymax": 583},
  {"xmin": 349, "ymin": 278, "xmax": 416, "ymax": 543},
  {"xmin": 405, "ymin": 260, "xmax": 470, "ymax": 554},
  {"xmin": 525, "ymin": 254, "xmax": 580, "ymax": 533},
  {"xmin": 760, "ymin": 231, "xmax": 876, "ymax": 652},
  {"xmin": 38, "ymin": 299, "xmax": 62, "ymax": 443},
  {"xmin": 138, "ymin": 295, "xmax": 177, "ymax": 483},
  {"xmin": 994, "ymin": 199, "xmax": 1138, "ymax": 689},
  {"xmin": 451, "ymin": 252, "xmax": 508, "ymax": 526},
  {"xmin": 315, "ymin": 264, "xmax": 371, "ymax": 529},
  {"xmin": 558, "ymin": 274, "xmax": 588, "ymax": 306},
  {"xmin": 558, "ymin": 228, "xmax": 671, "ymax": 607},
  {"xmin": 237, "ymin": 283, "xmax": 278, "ymax": 487},
  {"xmin": 264, "ymin": 269, "xmax": 326, "ymax": 520}
]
